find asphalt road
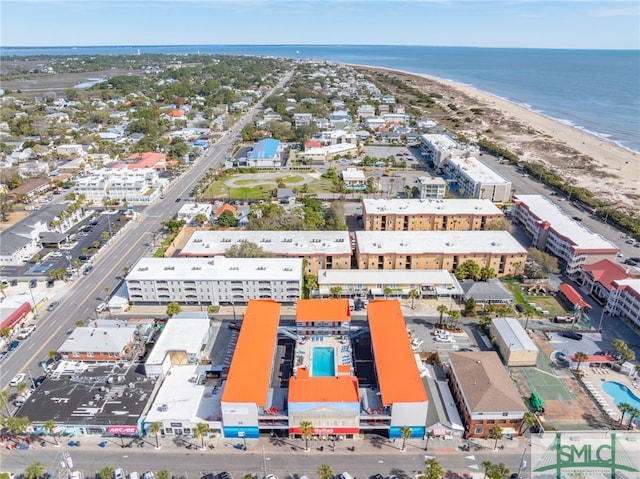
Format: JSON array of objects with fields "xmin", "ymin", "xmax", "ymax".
[{"xmin": 0, "ymin": 69, "xmax": 295, "ymax": 396}]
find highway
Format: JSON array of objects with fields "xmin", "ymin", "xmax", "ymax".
[{"xmin": 0, "ymin": 69, "xmax": 294, "ymax": 397}]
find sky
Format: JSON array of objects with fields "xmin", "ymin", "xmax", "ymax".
[{"xmin": 1, "ymin": 0, "xmax": 639, "ymax": 50}]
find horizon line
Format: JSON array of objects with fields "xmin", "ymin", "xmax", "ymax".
[{"xmin": 2, "ymin": 43, "xmax": 639, "ymax": 52}]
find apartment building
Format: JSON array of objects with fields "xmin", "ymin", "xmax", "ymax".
[
  {"xmin": 444, "ymin": 157, "xmax": 512, "ymax": 203},
  {"xmin": 511, "ymin": 195, "xmax": 620, "ymax": 276},
  {"xmin": 605, "ymin": 279, "xmax": 640, "ymax": 327},
  {"xmin": 419, "ymin": 134, "xmax": 465, "ymax": 168},
  {"xmin": 362, "ymin": 198, "xmax": 504, "ymax": 232},
  {"xmin": 126, "ymin": 257, "xmax": 302, "ymax": 306},
  {"xmin": 179, "ymin": 230, "xmax": 352, "ymax": 275},
  {"xmin": 75, "ymin": 167, "xmax": 167, "ymax": 204},
  {"xmin": 355, "ymin": 230, "xmax": 527, "ymax": 277},
  {"xmin": 417, "ymin": 176, "xmax": 447, "ymax": 199}
]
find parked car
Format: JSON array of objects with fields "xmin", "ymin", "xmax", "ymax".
[
  {"xmin": 114, "ymin": 469, "xmax": 125, "ymax": 479},
  {"xmin": 556, "ymin": 352, "xmax": 568, "ymax": 362},
  {"xmin": 7, "ymin": 340, "xmax": 20, "ymax": 351},
  {"xmin": 17, "ymin": 325, "xmax": 36, "ymax": 340},
  {"xmin": 559, "ymin": 330, "xmax": 583, "ymax": 341},
  {"xmin": 436, "ymin": 336, "xmax": 455, "ymax": 343},
  {"xmin": 515, "ymin": 304, "xmax": 526, "ymax": 313},
  {"xmin": 10, "ymin": 373, "xmax": 26, "ymax": 387}
]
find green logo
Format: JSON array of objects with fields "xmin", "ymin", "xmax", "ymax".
[{"xmin": 532, "ymin": 432, "xmax": 639, "ymax": 478}]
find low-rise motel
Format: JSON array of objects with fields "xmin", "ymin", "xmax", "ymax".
[{"xmin": 221, "ymin": 299, "xmax": 428, "ymax": 440}]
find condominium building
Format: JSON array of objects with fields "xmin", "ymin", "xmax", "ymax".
[
  {"xmin": 355, "ymin": 230, "xmax": 527, "ymax": 277},
  {"xmin": 511, "ymin": 195, "xmax": 620, "ymax": 276},
  {"xmin": 179, "ymin": 230, "xmax": 352, "ymax": 275},
  {"xmin": 314, "ymin": 268, "xmax": 464, "ymax": 300},
  {"xmin": 605, "ymin": 279, "xmax": 640, "ymax": 327},
  {"xmin": 362, "ymin": 198, "xmax": 504, "ymax": 232},
  {"xmin": 125, "ymin": 257, "xmax": 302, "ymax": 306},
  {"xmin": 419, "ymin": 134, "xmax": 465, "ymax": 168},
  {"xmin": 417, "ymin": 176, "xmax": 447, "ymax": 199},
  {"xmin": 444, "ymin": 157, "xmax": 512, "ymax": 203},
  {"xmin": 75, "ymin": 167, "xmax": 167, "ymax": 204}
]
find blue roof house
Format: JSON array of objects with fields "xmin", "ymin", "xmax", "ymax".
[{"xmin": 247, "ymin": 139, "xmax": 282, "ymax": 168}]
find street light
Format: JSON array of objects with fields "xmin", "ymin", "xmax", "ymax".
[
  {"xmin": 598, "ymin": 309, "xmax": 608, "ymax": 331},
  {"xmin": 28, "ymin": 282, "xmax": 39, "ymax": 320}
]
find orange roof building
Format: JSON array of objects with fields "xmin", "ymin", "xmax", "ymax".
[
  {"xmin": 125, "ymin": 152, "xmax": 167, "ymax": 170},
  {"xmin": 296, "ymin": 299, "xmax": 351, "ymax": 336},
  {"xmin": 368, "ymin": 299, "xmax": 428, "ymax": 438},
  {"xmin": 221, "ymin": 300, "xmax": 281, "ymax": 438}
]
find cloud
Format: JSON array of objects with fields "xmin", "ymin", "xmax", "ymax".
[{"xmin": 590, "ymin": 6, "xmax": 640, "ymax": 17}]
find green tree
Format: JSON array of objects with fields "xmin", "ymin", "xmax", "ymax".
[
  {"xmin": 0, "ymin": 390, "xmax": 11, "ymax": 417},
  {"xmin": 157, "ymin": 471, "xmax": 171, "ymax": 479},
  {"xmin": 329, "ymin": 286, "xmax": 342, "ymax": 299},
  {"xmin": 520, "ymin": 411, "xmax": 536, "ymax": 434},
  {"xmin": 448, "ymin": 309, "xmax": 461, "ymax": 329},
  {"xmin": 400, "ymin": 425, "xmax": 413, "ymax": 451},
  {"xmin": 485, "ymin": 218, "xmax": 513, "ymax": 232},
  {"xmin": 574, "ymin": 351, "xmax": 589, "ymax": 371},
  {"xmin": 99, "ymin": 467, "xmax": 115, "ymax": 479},
  {"xmin": 217, "ymin": 210, "xmax": 238, "ymax": 227},
  {"xmin": 383, "ymin": 287, "xmax": 393, "ymax": 299},
  {"xmin": 479, "ymin": 266, "xmax": 496, "ymax": 281},
  {"xmin": 424, "ymin": 457, "xmax": 445, "ymax": 479},
  {"xmin": 225, "ymin": 241, "xmax": 272, "ymax": 258},
  {"xmin": 194, "ymin": 213, "xmax": 209, "ymax": 226},
  {"xmin": 299, "ymin": 420, "xmax": 313, "ymax": 451},
  {"xmin": 409, "ymin": 289, "xmax": 420, "ymax": 309},
  {"xmin": 464, "ymin": 297, "xmax": 477, "ymax": 317},
  {"xmin": 626, "ymin": 406, "xmax": 640, "ymax": 430},
  {"xmin": 617, "ymin": 402, "xmax": 632, "ymax": 425},
  {"xmin": 317, "ymin": 464, "xmax": 334, "ymax": 479},
  {"xmin": 487, "ymin": 462, "xmax": 510, "ymax": 479},
  {"xmin": 149, "ymin": 421, "xmax": 162, "ymax": 448},
  {"xmin": 437, "ymin": 304, "xmax": 448, "ymax": 327},
  {"xmin": 166, "ymin": 302, "xmax": 182, "ymax": 317},
  {"xmin": 43, "ymin": 419, "xmax": 59, "ymax": 446},
  {"xmin": 481, "ymin": 460, "xmax": 493, "ymax": 479},
  {"xmin": 24, "ymin": 462, "xmax": 45, "ymax": 479},
  {"xmin": 491, "ymin": 425, "xmax": 504, "ymax": 450},
  {"xmin": 194, "ymin": 422, "xmax": 210, "ymax": 450}
]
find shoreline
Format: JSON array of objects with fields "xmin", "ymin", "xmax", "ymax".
[{"xmin": 349, "ymin": 63, "xmax": 639, "ymax": 214}]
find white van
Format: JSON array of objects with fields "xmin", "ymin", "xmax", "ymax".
[
  {"xmin": 129, "ymin": 472, "xmax": 139, "ymax": 479},
  {"xmin": 95, "ymin": 303, "xmax": 106, "ymax": 313}
]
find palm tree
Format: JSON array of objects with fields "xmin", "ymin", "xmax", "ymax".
[
  {"xmin": 409, "ymin": 289, "xmax": 419, "ymax": 309},
  {"xmin": 43, "ymin": 419, "xmax": 59, "ymax": 446},
  {"xmin": 299, "ymin": 420, "xmax": 313, "ymax": 451},
  {"xmin": 626, "ymin": 406, "xmax": 640, "ymax": 430},
  {"xmin": 618, "ymin": 402, "xmax": 632, "ymax": 425},
  {"xmin": 329, "ymin": 286, "xmax": 342, "ymax": 298},
  {"xmin": 99, "ymin": 467, "xmax": 114, "ymax": 479},
  {"xmin": 424, "ymin": 457, "xmax": 445, "ymax": 479},
  {"xmin": 0, "ymin": 390, "xmax": 11, "ymax": 417},
  {"xmin": 574, "ymin": 351, "xmax": 589, "ymax": 371},
  {"xmin": 194, "ymin": 422, "xmax": 209, "ymax": 450},
  {"xmin": 448, "ymin": 309, "xmax": 461, "ymax": 329},
  {"xmin": 520, "ymin": 411, "xmax": 536, "ymax": 434},
  {"xmin": 487, "ymin": 463, "xmax": 510, "ymax": 479},
  {"xmin": 491, "ymin": 425, "xmax": 504, "ymax": 450},
  {"xmin": 481, "ymin": 460, "xmax": 493, "ymax": 479},
  {"xmin": 24, "ymin": 462, "xmax": 45, "ymax": 479},
  {"xmin": 437, "ymin": 304, "xmax": 448, "ymax": 327},
  {"xmin": 149, "ymin": 421, "xmax": 162, "ymax": 448},
  {"xmin": 400, "ymin": 425, "xmax": 413, "ymax": 451},
  {"xmin": 317, "ymin": 464, "xmax": 333, "ymax": 479},
  {"xmin": 383, "ymin": 287, "xmax": 393, "ymax": 299},
  {"xmin": 16, "ymin": 381, "xmax": 29, "ymax": 396}
]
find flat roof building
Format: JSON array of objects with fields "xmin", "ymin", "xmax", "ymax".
[
  {"xmin": 417, "ymin": 176, "xmax": 447, "ymax": 200},
  {"xmin": 341, "ymin": 168, "xmax": 367, "ymax": 191},
  {"xmin": 606, "ymin": 278, "xmax": 640, "ymax": 327},
  {"xmin": 246, "ymin": 139, "xmax": 281, "ymax": 168},
  {"xmin": 315, "ymin": 268, "xmax": 463, "ymax": 300},
  {"xmin": 179, "ymin": 230, "xmax": 352, "ymax": 275},
  {"xmin": 448, "ymin": 351, "xmax": 527, "ymax": 438},
  {"xmin": 362, "ymin": 198, "xmax": 504, "ymax": 232},
  {"xmin": 57, "ymin": 326, "xmax": 137, "ymax": 362},
  {"xmin": 126, "ymin": 257, "xmax": 302, "ymax": 305},
  {"xmin": 368, "ymin": 300, "xmax": 428, "ymax": 438},
  {"xmin": 445, "ymin": 157, "xmax": 512, "ymax": 203},
  {"xmin": 419, "ymin": 134, "xmax": 464, "ymax": 168},
  {"xmin": 355, "ymin": 230, "xmax": 527, "ymax": 277},
  {"xmin": 512, "ymin": 195, "xmax": 619, "ymax": 276},
  {"xmin": 489, "ymin": 318, "xmax": 538, "ymax": 367},
  {"xmin": 144, "ymin": 312, "xmax": 211, "ymax": 378}
]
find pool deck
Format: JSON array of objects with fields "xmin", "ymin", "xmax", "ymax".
[
  {"xmin": 294, "ymin": 334, "xmax": 353, "ymax": 377},
  {"xmin": 580, "ymin": 366, "xmax": 640, "ymax": 426}
]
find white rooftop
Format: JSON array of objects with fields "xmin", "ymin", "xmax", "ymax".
[
  {"xmin": 127, "ymin": 257, "xmax": 302, "ymax": 281},
  {"xmin": 492, "ymin": 317, "xmax": 538, "ymax": 352},
  {"xmin": 145, "ymin": 365, "xmax": 221, "ymax": 425},
  {"xmin": 363, "ymin": 198, "xmax": 503, "ymax": 216},
  {"xmin": 355, "ymin": 230, "xmax": 527, "ymax": 254},
  {"xmin": 418, "ymin": 177, "xmax": 447, "ymax": 186},
  {"xmin": 341, "ymin": 168, "xmax": 366, "ymax": 181},
  {"xmin": 448, "ymin": 156, "xmax": 511, "ymax": 185},
  {"xmin": 58, "ymin": 326, "xmax": 136, "ymax": 354},
  {"xmin": 180, "ymin": 230, "xmax": 352, "ymax": 257},
  {"xmin": 177, "ymin": 203, "xmax": 212, "ymax": 217},
  {"xmin": 145, "ymin": 312, "xmax": 210, "ymax": 366},
  {"xmin": 614, "ymin": 278, "xmax": 640, "ymax": 295},
  {"xmin": 318, "ymin": 268, "xmax": 459, "ymax": 286},
  {"xmin": 420, "ymin": 134, "xmax": 459, "ymax": 151},
  {"xmin": 514, "ymin": 195, "xmax": 619, "ymax": 252}
]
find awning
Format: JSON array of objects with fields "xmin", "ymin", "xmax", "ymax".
[{"xmin": 430, "ymin": 428, "xmax": 447, "ymax": 436}]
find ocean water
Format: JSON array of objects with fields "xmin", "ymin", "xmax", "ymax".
[{"xmin": 2, "ymin": 45, "xmax": 639, "ymax": 152}]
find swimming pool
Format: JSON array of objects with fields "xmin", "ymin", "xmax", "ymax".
[
  {"xmin": 312, "ymin": 347, "xmax": 335, "ymax": 377},
  {"xmin": 602, "ymin": 381, "xmax": 640, "ymax": 410}
]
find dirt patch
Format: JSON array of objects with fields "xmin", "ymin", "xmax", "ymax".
[{"xmin": 0, "ymin": 210, "xmax": 32, "ymax": 231}]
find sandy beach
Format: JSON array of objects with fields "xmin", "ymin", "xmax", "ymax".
[{"xmin": 355, "ymin": 65, "xmax": 640, "ymax": 216}]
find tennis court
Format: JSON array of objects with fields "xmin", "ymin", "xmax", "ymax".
[{"xmin": 517, "ymin": 347, "xmax": 573, "ymax": 401}]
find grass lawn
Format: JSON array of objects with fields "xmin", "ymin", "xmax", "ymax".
[
  {"xmin": 528, "ymin": 295, "xmax": 570, "ymax": 314},
  {"xmin": 203, "ymin": 171, "xmax": 336, "ymax": 199}
]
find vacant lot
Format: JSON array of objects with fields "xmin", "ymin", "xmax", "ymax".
[
  {"xmin": 528, "ymin": 295, "xmax": 570, "ymax": 315},
  {"xmin": 203, "ymin": 171, "xmax": 333, "ymax": 199}
]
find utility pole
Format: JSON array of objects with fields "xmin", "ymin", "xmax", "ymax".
[{"xmin": 516, "ymin": 447, "xmax": 527, "ymax": 477}]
